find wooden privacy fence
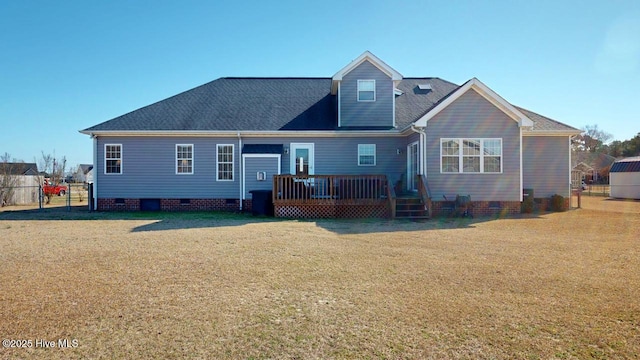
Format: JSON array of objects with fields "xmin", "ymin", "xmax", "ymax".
[{"xmin": 272, "ymin": 174, "xmax": 391, "ymax": 218}]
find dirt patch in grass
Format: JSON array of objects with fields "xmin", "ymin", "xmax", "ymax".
[{"xmin": 1, "ymin": 198, "xmax": 639, "ymax": 359}]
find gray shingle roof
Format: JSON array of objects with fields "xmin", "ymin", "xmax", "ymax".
[
  {"xmin": 0, "ymin": 162, "xmax": 38, "ymax": 176},
  {"xmin": 394, "ymin": 78, "xmax": 459, "ymax": 129},
  {"xmin": 79, "ymin": 164, "xmax": 93, "ymax": 174},
  {"xmin": 83, "ymin": 77, "xmax": 578, "ymax": 133},
  {"xmin": 515, "ymin": 106, "xmax": 580, "ymax": 132},
  {"xmin": 84, "ymin": 78, "xmax": 337, "ymax": 132}
]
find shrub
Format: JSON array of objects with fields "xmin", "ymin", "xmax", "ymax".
[
  {"xmin": 550, "ymin": 194, "xmax": 566, "ymax": 212},
  {"xmin": 521, "ymin": 197, "xmax": 535, "ymax": 213}
]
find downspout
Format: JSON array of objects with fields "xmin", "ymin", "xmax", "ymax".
[
  {"xmin": 92, "ymin": 134, "xmax": 98, "ymax": 211},
  {"xmin": 411, "ymin": 124, "xmax": 431, "ymax": 217},
  {"xmin": 410, "ymin": 125, "xmax": 426, "ymax": 175},
  {"xmin": 520, "ymin": 127, "xmax": 523, "ymax": 202},
  {"xmin": 238, "ymin": 132, "xmax": 242, "ymax": 211},
  {"xmin": 569, "ymin": 135, "xmax": 575, "ymax": 202},
  {"xmin": 337, "ymin": 82, "xmax": 341, "ymax": 127}
]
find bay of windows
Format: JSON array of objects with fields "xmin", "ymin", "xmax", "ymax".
[{"xmin": 441, "ymin": 138, "xmax": 502, "ymax": 173}]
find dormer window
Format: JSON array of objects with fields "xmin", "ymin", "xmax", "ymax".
[{"xmin": 357, "ymin": 80, "xmax": 376, "ymax": 101}]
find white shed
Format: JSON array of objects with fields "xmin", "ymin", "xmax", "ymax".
[{"xmin": 610, "ymin": 157, "xmax": 640, "ymax": 200}]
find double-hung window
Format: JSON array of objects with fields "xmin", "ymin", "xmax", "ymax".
[
  {"xmin": 441, "ymin": 138, "xmax": 502, "ymax": 173},
  {"xmin": 358, "ymin": 144, "xmax": 376, "ymax": 166},
  {"xmin": 357, "ymin": 80, "xmax": 376, "ymax": 101},
  {"xmin": 176, "ymin": 144, "xmax": 193, "ymax": 174},
  {"xmin": 217, "ymin": 144, "xmax": 234, "ymax": 181},
  {"xmin": 104, "ymin": 144, "xmax": 122, "ymax": 174}
]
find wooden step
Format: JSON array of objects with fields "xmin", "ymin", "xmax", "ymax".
[{"xmin": 395, "ymin": 196, "xmax": 430, "ymax": 219}]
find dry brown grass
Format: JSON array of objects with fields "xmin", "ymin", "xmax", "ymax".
[{"xmin": 1, "ymin": 197, "xmax": 639, "ymax": 359}]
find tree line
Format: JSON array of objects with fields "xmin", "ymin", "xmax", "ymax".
[{"xmin": 573, "ymin": 125, "xmax": 640, "ymax": 158}]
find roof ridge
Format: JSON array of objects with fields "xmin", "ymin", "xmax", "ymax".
[{"xmin": 221, "ymin": 77, "xmax": 331, "ymax": 80}]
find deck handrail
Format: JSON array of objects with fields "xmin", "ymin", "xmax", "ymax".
[
  {"xmin": 417, "ymin": 174, "xmax": 432, "ymax": 218},
  {"xmin": 387, "ymin": 178, "xmax": 397, "ymax": 218},
  {"xmin": 273, "ymin": 174, "xmax": 388, "ymax": 204}
]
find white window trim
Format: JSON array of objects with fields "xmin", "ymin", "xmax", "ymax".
[
  {"xmin": 216, "ymin": 144, "xmax": 234, "ymax": 181},
  {"xmin": 440, "ymin": 138, "xmax": 503, "ymax": 174},
  {"xmin": 358, "ymin": 144, "xmax": 377, "ymax": 166},
  {"xmin": 104, "ymin": 144, "xmax": 122, "ymax": 175},
  {"xmin": 175, "ymin": 144, "xmax": 194, "ymax": 175},
  {"xmin": 357, "ymin": 79, "xmax": 376, "ymax": 102}
]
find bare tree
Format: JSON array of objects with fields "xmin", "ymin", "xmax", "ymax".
[
  {"xmin": 38, "ymin": 151, "xmax": 67, "ymax": 204},
  {"xmin": 573, "ymin": 124, "xmax": 613, "ymax": 153}
]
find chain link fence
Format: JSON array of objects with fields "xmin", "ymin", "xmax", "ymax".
[
  {"xmin": 1, "ymin": 183, "xmax": 89, "ymax": 211},
  {"xmin": 582, "ymin": 184, "xmax": 610, "ymax": 197}
]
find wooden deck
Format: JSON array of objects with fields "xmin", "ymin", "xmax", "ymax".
[{"xmin": 272, "ymin": 174, "xmax": 391, "ymax": 218}]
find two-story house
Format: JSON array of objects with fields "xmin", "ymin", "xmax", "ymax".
[{"xmin": 81, "ymin": 51, "xmax": 580, "ymax": 218}]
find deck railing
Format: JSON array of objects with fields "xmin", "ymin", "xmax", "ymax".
[
  {"xmin": 417, "ymin": 174, "xmax": 433, "ymax": 218},
  {"xmin": 273, "ymin": 174, "xmax": 389, "ymax": 205},
  {"xmin": 387, "ymin": 178, "xmax": 397, "ymax": 218}
]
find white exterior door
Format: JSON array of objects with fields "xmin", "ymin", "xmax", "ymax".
[
  {"xmin": 290, "ymin": 143, "xmax": 314, "ymax": 176},
  {"xmin": 407, "ymin": 141, "xmax": 419, "ymax": 191}
]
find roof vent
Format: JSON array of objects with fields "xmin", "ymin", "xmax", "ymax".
[{"xmin": 418, "ymin": 83, "xmax": 432, "ymax": 90}]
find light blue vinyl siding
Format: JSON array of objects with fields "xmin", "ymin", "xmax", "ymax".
[
  {"xmin": 340, "ymin": 61, "xmax": 393, "ymax": 128},
  {"xmin": 523, "ymin": 136, "xmax": 571, "ymax": 197},
  {"xmin": 425, "ymin": 89, "xmax": 521, "ymax": 201},
  {"xmin": 96, "ymin": 135, "xmax": 407, "ymax": 199},
  {"xmin": 242, "ymin": 137, "xmax": 406, "ymax": 184},
  {"xmin": 244, "ymin": 156, "xmax": 279, "ymax": 199},
  {"xmin": 96, "ymin": 136, "xmax": 239, "ymax": 198}
]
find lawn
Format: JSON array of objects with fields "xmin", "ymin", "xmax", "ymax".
[{"xmin": 0, "ymin": 197, "xmax": 638, "ymax": 359}]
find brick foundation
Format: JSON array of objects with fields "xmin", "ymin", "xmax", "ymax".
[
  {"xmin": 432, "ymin": 198, "xmax": 570, "ymax": 217},
  {"xmin": 432, "ymin": 201, "xmax": 521, "ymax": 217},
  {"xmin": 96, "ymin": 198, "xmax": 570, "ymax": 216},
  {"xmin": 98, "ymin": 198, "xmax": 141, "ymax": 211},
  {"xmin": 97, "ymin": 198, "xmax": 241, "ymax": 212},
  {"xmin": 242, "ymin": 199, "xmax": 253, "ymax": 213}
]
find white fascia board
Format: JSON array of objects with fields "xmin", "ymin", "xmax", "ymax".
[
  {"xmin": 331, "ymin": 51, "xmax": 403, "ymax": 95},
  {"xmin": 81, "ymin": 130, "xmax": 406, "ymax": 138},
  {"xmin": 522, "ymin": 130, "xmax": 582, "ymax": 136},
  {"xmin": 413, "ymin": 78, "xmax": 534, "ymax": 128}
]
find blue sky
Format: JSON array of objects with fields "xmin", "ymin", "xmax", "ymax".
[{"xmin": 2, "ymin": 1, "xmax": 639, "ymax": 169}]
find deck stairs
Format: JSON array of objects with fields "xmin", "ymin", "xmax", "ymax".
[{"xmin": 395, "ymin": 194, "xmax": 430, "ymax": 220}]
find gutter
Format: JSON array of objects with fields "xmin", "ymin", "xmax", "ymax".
[
  {"xmin": 78, "ymin": 130, "xmax": 406, "ymax": 137},
  {"xmin": 410, "ymin": 125, "xmax": 426, "ymax": 175},
  {"xmin": 238, "ymin": 132, "xmax": 242, "ymax": 211}
]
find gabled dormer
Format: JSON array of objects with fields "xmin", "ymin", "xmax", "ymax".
[{"xmin": 332, "ymin": 51, "xmax": 403, "ymax": 129}]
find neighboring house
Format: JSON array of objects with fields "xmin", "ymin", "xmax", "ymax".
[
  {"xmin": 0, "ymin": 162, "xmax": 40, "ymax": 205},
  {"xmin": 75, "ymin": 164, "xmax": 94, "ymax": 184},
  {"xmin": 81, "ymin": 51, "xmax": 581, "ymax": 217},
  {"xmin": 572, "ymin": 152, "xmax": 616, "ymax": 184},
  {"xmin": 610, "ymin": 157, "xmax": 640, "ymax": 200}
]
